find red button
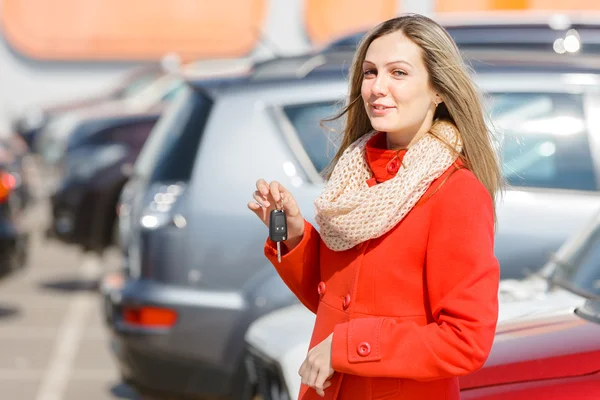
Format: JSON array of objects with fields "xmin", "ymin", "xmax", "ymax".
[
  {"xmin": 317, "ymin": 282, "xmax": 326, "ymax": 296},
  {"xmin": 387, "ymin": 158, "xmax": 400, "ymax": 174},
  {"xmin": 357, "ymin": 342, "xmax": 371, "ymax": 357},
  {"xmin": 342, "ymin": 294, "xmax": 351, "ymax": 309}
]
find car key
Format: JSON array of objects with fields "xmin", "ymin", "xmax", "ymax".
[{"xmin": 269, "ymin": 198, "xmax": 287, "ymax": 263}]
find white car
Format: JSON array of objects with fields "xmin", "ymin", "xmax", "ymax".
[{"xmin": 244, "ymin": 164, "xmax": 600, "ymax": 400}]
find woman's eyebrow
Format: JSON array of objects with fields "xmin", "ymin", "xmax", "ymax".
[{"xmin": 363, "ymin": 59, "xmax": 413, "ymax": 68}]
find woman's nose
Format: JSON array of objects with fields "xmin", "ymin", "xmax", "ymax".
[{"xmin": 372, "ymin": 76, "xmax": 388, "ymax": 96}]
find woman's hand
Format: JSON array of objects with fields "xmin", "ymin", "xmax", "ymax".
[
  {"xmin": 299, "ymin": 333, "xmax": 335, "ymax": 397},
  {"xmin": 247, "ymin": 179, "xmax": 305, "ymax": 247}
]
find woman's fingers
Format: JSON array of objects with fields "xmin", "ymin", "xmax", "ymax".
[
  {"xmin": 281, "ymin": 189, "xmax": 301, "ymax": 218},
  {"xmin": 256, "ymin": 178, "xmax": 270, "ymax": 197},
  {"xmin": 306, "ymin": 365, "xmax": 319, "ymax": 392},
  {"xmin": 298, "ymin": 358, "xmax": 309, "ymax": 385},
  {"xmin": 252, "ymin": 191, "xmax": 268, "ymax": 208},
  {"xmin": 314, "ymin": 367, "xmax": 332, "ymax": 397},
  {"xmin": 252, "ymin": 179, "xmax": 303, "ymax": 232}
]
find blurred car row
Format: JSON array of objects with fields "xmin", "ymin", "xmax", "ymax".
[
  {"xmin": 13, "ymin": 13, "xmax": 600, "ymax": 400},
  {"xmin": 0, "ymin": 133, "xmax": 31, "ymax": 279}
]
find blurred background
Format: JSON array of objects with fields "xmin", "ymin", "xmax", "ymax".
[{"xmin": 2, "ymin": 0, "xmax": 600, "ymax": 400}]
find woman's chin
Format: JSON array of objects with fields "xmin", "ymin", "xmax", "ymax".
[{"xmin": 370, "ymin": 121, "xmax": 393, "ymax": 133}]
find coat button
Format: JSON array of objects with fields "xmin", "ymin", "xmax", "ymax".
[
  {"xmin": 357, "ymin": 342, "xmax": 371, "ymax": 357},
  {"xmin": 342, "ymin": 294, "xmax": 351, "ymax": 309},
  {"xmin": 387, "ymin": 158, "xmax": 400, "ymax": 174},
  {"xmin": 317, "ymin": 282, "xmax": 326, "ymax": 296}
]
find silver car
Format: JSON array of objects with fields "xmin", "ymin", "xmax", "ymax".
[{"xmin": 104, "ymin": 49, "xmax": 600, "ymax": 399}]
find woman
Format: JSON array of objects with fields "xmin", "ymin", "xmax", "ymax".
[{"xmin": 248, "ymin": 14, "xmax": 502, "ymax": 400}]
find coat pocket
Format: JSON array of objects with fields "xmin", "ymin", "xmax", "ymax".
[{"xmin": 371, "ymin": 376, "xmax": 403, "ymax": 399}]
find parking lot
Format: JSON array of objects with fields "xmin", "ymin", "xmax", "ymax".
[{"xmin": 0, "ymin": 199, "xmax": 138, "ymax": 400}]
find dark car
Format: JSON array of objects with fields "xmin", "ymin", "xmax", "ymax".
[
  {"xmin": 45, "ymin": 70, "xmax": 190, "ymax": 253},
  {"xmin": 103, "ymin": 47, "xmax": 600, "ymax": 400},
  {"xmin": 48, "ymin": 110, "xmax": 161, "ymax": 252},
  {"xmin": 12, "ymin": 65, "xmax": 162, "ymax": 150},
  {"xmin": 322, "ymin": 15, "xmax": 600, "ymax": 54},
  {"xmin": 0, "ymin": 141, "xmax": 30, "ymax": 277}
]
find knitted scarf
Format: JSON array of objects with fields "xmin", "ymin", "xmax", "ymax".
[{"xmin": 314, "ymin": 120, "xmax": 462, "ymax": 251}]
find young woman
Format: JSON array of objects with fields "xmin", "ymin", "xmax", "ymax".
[{"xmin": 248, "ymin": 13, "xmax": 502, "ymax": 400}]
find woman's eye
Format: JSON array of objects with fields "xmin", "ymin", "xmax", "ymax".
[
  {"xmin": 392, "ymin": 70, "xmax": 407, "ymax": 77},
  {"xmin": 363, "ymin": 69, "xmax": 376, "ymax": 77}
]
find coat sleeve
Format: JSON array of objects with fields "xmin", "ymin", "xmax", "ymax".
[
  {"xmin": 331, "ymin": 173, "xmax": 500, "ymax": 380},
  {"xmin": 264, "ymin": 219, "xmax": 321, "ymax": 313}
]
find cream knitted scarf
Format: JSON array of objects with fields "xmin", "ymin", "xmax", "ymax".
[{"xmin": 314, "ymin": 120, "xmax": 462, "ymax": 251}]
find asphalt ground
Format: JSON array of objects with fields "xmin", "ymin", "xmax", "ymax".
[{"xmin": 0, "ymin": 194, "xmax": 140, "ymax": 400}]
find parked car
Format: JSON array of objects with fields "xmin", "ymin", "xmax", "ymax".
[
  {"xmin": 33, "ymin": 70, "xmax": 179, "ymax": 173},
  {"xmin": 245, "ymin": 299, "xmax": 600, "ymax": 399},
  {"xmin": 47, "ymin": 109, "xmax": 162, "ymax": 252},
  {"xmin": 244, "ymin": 206, "xmax": 600, "ymax": 398},
  {"xmin": 12, "ymin": 65, "xmax": 162, "ymax": 150},
  {"xmin": 497, "ymin": 208, "xmax": 600, "ymax": 320},
  {"xmin": 46, "ymin": 60, "xmax": 253, "ymax": 254},
  {"xmin": 103, "ymin": 48, "xmax": 600, "ymax": 400},
  {"xmin": 0, "ymin": 142, "xmax": 30, "ymax": 278},
  {"xmin": 322, "ymin": 13, "xmax": 600, "ymax": 55}
]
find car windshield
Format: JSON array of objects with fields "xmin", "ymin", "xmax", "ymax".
[{"xmin": 551, "ymin": 214, "xmax": 600, "ymax": 299}]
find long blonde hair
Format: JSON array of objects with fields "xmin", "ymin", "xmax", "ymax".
[{"xmin": 324, "ymin": 14, "xmax": 503, "ymax": 206}]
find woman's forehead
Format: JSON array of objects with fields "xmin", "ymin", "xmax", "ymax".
[{"xmin": 364, "ymin": 31, "xmax": 422, "ymax": 66}]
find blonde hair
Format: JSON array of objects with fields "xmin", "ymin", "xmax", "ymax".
[{"xmin": 324, "ymin": 14, "xmax": 503, "ymax": 206}]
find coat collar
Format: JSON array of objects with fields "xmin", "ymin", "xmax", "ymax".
[{"xmin": 365, "ymin": 131, "xmax": 408, "ymax": 187}]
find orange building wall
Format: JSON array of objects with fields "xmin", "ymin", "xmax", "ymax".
[
  {"xmin": 2, "ymin": 0, "xmax": 600, "ymax": 61},
  {"xmin": 305, "ymin": 0, "xmax": 398, "ymax": 45},
  {"xmin": 0, "ymin": 0, "xmax": 267, "ymax": 60}
]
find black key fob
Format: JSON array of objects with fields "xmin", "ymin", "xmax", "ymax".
[{"xmin": 269, "ymin": 209, "xmax": 287, "ymax": 242}]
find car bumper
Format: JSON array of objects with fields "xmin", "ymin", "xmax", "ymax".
[{"xmin": 103, "ymin": 277, "xmax": 251, "ymax": 398}]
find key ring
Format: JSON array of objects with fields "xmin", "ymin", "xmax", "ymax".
[{"xmin": 278, "ymin": 195, "xmax": 285, "ymax": 211}]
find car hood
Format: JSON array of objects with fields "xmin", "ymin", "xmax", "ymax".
[
  {"xmin": 245, "ymin": 303, "xmax": 315, "ymax": 360},
  {"xmin": 461, "ymin": 307, "xmax": 600, "ymax": 390},
  {"xmin": 498, "ymin": 286, "xmax": 585, "ymax": 322}
]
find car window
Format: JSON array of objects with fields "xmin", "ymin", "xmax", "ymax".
[
  {"xmin": 553, "ymin": 221, "xmax": 600, "ymax": 298},
  {"xmin": 284, "ymin": 92, "xmax": 596, "ymax": 191},
  {"xmin": 490, "ymin": 92, "xmax": 596, "ymax": 191},
  {"xmin": 282, "ymin": 101, "xmax": 344, "ymax": 173},
  {"xmin": 134, "ymin": 86, "xmax": 213, "ymax": 183}
]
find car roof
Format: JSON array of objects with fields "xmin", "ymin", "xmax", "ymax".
[
  {"xmin": 185, "ymin": 47, "xmax": 600, "ymax": 96},
  {"xmin": 322, "ymin": 12, "xmax": 600, "ymax": 53}
]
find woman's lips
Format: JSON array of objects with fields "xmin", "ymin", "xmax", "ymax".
[{"xmin": 371, "ymin": 105, "xmax": 394, "ymax": 116}]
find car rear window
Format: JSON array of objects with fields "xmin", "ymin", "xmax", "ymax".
[
  {"xmin": 134, "ymin": 85, "xmax": 213, "ymax": 183},
  {"xmin": 282, "ymin": 101, "xmax": 343, "ymax": 173},
  {"xmin": 284, "ymin": 92, "xmax": 596, "ymax": 191}
]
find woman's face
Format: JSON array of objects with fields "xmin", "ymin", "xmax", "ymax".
[{"xmin": 361, "ymin": 31, "xmax": 439, "ymax": 147}]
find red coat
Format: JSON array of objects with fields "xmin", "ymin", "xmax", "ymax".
[{"xmin": 265, "ymin": 133, "xmax": 500, "ymax": 400}]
